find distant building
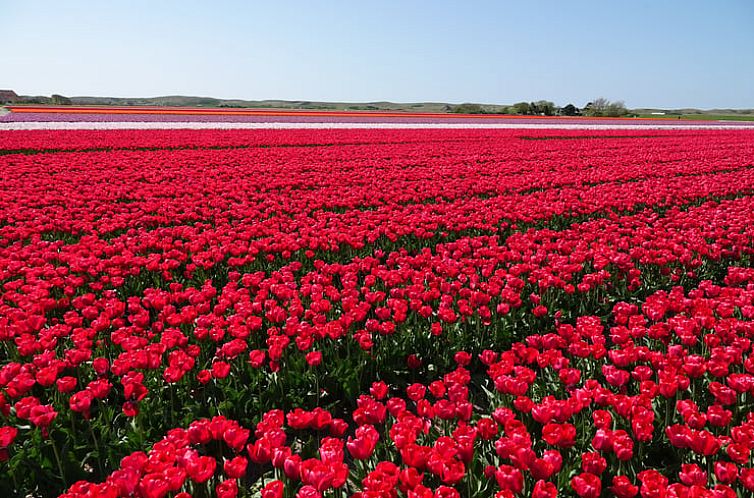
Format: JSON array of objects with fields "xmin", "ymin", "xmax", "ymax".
[{"xmin": 0, "ymin": 90, "xmax": 20, "ymax": 104}]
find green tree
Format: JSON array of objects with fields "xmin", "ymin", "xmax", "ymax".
[
  {"xmin": 51, "ymin": 94, "xmax": 72, "ymax": 105},
  {"xmin": 533, "ymin": 100, "xmax": 555, "ymax": 116},
  {"xmin": 584, "ymin": 98, "xmax": 627, "ymax": 117},
  {"xmin": 452, "ymin": 103, "xmax": 486, "ymax": 114},
  {"xmin": 561, "ymin": 104, "xmax": 580, "ymax": 116},
  {"xmin": 512, "ymin": 102, "xmax": 531, "ymax": 115},
  {"xmin": 586, "ymin": 97, "xmax": 608, "ymax": 117},
  {"xmin": 606, "ymin": 100, "xmax": 628, "ymax": 117}
]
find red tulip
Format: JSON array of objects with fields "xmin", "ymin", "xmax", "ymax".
[
  {"xmin": 610, "ymin": 475, "xmax": 638, "ymax": 498},
  {"xmin": 532, "ymin": 480, "xmax": 557, "ymax": 498},
  {"xmin": 223, "ymin": 456, "xmax": 248, "ymax": 478},
  {"xmin": 216, "ymin": 479, "xmax": 238, "ymax": 498},
  {"xmin": 347, "ymin": 425, "xmax": 379, "ymax": 460},
  {"xmin": 261, "ymin": 480, "xmax": 284, "ymax": 498},
  {"xmin": 571, "ymin": 472, "xmax": 601, "ymax": 498},
  {"xmin": 542, "ymin": 423, "xmax": 576, "ymax": 448}
]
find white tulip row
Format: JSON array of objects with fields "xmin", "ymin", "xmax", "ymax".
[{"xmin": 2, "ymin": 121, "xmax": 754, "ymax": 130}]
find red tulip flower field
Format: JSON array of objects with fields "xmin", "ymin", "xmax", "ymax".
[{"xmin": 3, "ymin": 128, "xmax": 754, "ymax": 497}]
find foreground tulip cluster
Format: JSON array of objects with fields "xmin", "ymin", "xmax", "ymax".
[
  {"xmin": 2, "ymin": 129, "xmax": 754, "ymax": 497},
  {"xmin": 57, "ymin": 269, "xmax": 754, "ymax": 498}
]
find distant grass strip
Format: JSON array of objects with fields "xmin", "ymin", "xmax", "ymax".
[{"xmin": 635, "ymin": 114, "xmax": 754, "ymax": 122}]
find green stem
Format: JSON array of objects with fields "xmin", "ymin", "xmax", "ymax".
[
  {"xmin": 89, "ymin": 422, "xmax": 105, "ymax": 476},
  {"xmin": 50, "ymin": 435, "xmax": 68, "ymax": 488},
  {"xmin": 10, "ymin": 468, "xmax": 19, "ymax": 492}
]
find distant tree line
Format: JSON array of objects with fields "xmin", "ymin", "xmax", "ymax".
[
  {"xmin": 4, "ymin": 91, "xmax": 628, "ymax": 117},
  {"xmin": 452, "ymin": 97, "xmax": 628, "ymax": 117},
  {"xmin": 11, "ymin": 94, "xmax": 73, "ymax": 105}
]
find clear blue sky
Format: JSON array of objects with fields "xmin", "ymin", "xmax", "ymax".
[{"xmin": 2, "ymin": 0, "xmax": 753, "ymax": 108}]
